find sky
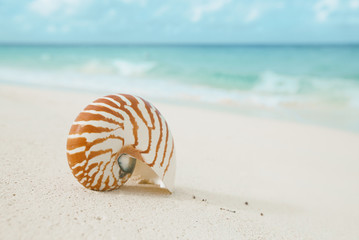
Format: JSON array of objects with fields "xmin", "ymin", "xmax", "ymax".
[{"xmin": 0, "ymin": 0, "xmax": 359, "ymax": 44}]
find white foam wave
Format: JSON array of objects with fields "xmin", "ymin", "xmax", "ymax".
[
  {"xmin": 77, "ymin": 59, "xmax": 156, "ymax": 77},
  {"xmin": 74, "ymin": 59, "xmax": 156, "ymax": 77},
  {"xmin": 1, "ymin": 66, "xmax": 359, "ymax": 112},
  {"xmin": 79, "ymin": 60, "xmax": 114, "ymax": 75},
  {"xmin": 254, "ymin": 71, "xmax": 301, "ymax": 94},
  {"xmin": 112, "ymin": 60, "xmax": 156, "ymax": 77}
]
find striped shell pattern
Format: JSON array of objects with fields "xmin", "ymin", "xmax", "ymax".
[{"xmin": 66, "ymin": 94, "xmax": 176, "ymax": 192}]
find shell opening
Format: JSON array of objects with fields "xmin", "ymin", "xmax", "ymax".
[
  {"xmin": 117, "ymin": 154, "xmax": 137, "ymax": 179},
  {"xmin": 131, "ymin": 159, "xmax": 164, "ymax": 187},
  {"xmin": 118, "ymin": 154, "xmax": 165, "ymax": 189}
]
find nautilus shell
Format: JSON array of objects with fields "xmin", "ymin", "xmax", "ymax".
[{"xmin": 66, "ymin": 94, "xmax": 176, "ymax": 192}]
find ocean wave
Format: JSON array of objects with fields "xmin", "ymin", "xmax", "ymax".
[
  {"xmin": 1, "ymin": 66, "xmax": 359, "ymax": 111},
  {"xmin": 78, "ymin": 59, "xmax": 156, "ymax": 77},
  {"xmin": 253, "ymin": 71, "xmax": 359, "ymax": 95},
  {"xmin": 79, "ymin": 60, "xmax": 114, "ymax": 75},
  {"xmin": 254, "ymin": 71, "xmax": 301, "ymax": 94},
  {"xmin": 112, "ymin": 60, "xmax": 156, "ymax": 77}
]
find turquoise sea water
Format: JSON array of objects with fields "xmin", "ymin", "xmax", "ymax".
[{"xmin": 0, "ymin": 45, "xmax": 359, "ymax": 131}]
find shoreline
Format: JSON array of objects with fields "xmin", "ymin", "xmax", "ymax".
[
  {"xmin": 1, "ymin": 81, "xmax": 358, "ymax": 134},
  {"xmin": 1, "ymin": 84, "xmax": 359, "ymax": 239}
]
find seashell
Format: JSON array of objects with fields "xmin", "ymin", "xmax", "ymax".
[{"xmin": 66, "ymin": 94, "xmax": 176, "ymax": 192}]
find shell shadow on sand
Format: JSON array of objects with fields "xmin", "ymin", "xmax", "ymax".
[{"xmin": 103, "ymin": 183, "xmax": 303, "ymax": 215}]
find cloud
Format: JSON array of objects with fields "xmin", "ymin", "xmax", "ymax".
[
  {"xmin": 106, "ymin": 9, "xmax": 117, "ymax": 18},
  {"xmin": 29, "ymin": 0, "xmax": 60, "ymax": 16},
  {"xmin": 245, "ymin": 8, "xmax": 260, "ymax": 23},
  {"xmin": 154, "ymin": 5, "xmax": 170, "ymax": 17},
  {"xmin": 314, "ymin": 0, "xmax": 339, "ymax": 22},
  {"xmin": 190, "ymin": 0, "xmax": 230, "ymax": 22},
  {"xmin": 46, "ymin": 24, "xmax": 70, "ymax": 34},
  {"xmin": 349, "ymin": 0, "xmax": 359, "ymax": 9},
  {"xmin": 46, "ymin": 25, "xmax": 57, "ymax": 33},
  {"xmin": 120, "ymin": 0, "xmax": 147, "ymax": 6},
  {"xmin": 241, "ymin": 2, "xmax": 284, "ymax": 23},
  {"xmin": 29, "ymin": 0, "xmax": 85, "ymax": 16}
]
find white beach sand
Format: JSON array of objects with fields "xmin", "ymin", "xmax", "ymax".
[{"xmin": 1, "ymin": 84, "xmax": 359, "ymax": 239}]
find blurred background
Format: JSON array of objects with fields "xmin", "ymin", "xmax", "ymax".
[{"xmin": 1, "ymin": 0, "xmax": 359, "ymax": 131}]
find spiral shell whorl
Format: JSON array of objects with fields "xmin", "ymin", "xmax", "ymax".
[{"xmin": 66, "ymin": 94, "xmax": 175, "ymax": 191}]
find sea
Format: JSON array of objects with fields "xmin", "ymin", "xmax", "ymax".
[{"xmin": 0, "ymin": 44, "xmax": 358, "ymax": 132}]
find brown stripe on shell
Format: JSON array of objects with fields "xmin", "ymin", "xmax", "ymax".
[
  {"xmin": 84, "ymin": 135, "xmax": 124, "ymax": 151},
  {"xmin": 160, "ymin": 120, "xmax": 169, "ymax": 167},
  {"xmin": 69, "ymin": 124, "xmax": 118, "ymax": 135},
  {"xmin": 67, "ymin": 151, "xmax": 86, "ymax": 167},
  {"xmin": 107, "ymin": 94, "xmax": 140, "ymax": 147},
  {"xmin": 67, "ymin": 137, "xmax": 87, "ymax": 151},
  {"xmin": 75, "ymin": 112, "xmax": 121, "ymax": 125},
  {"xmin": 148, "ymin": 108, "xmax": 164, "ymax": 167},
  {"xmin": 163, "ymin": 138, "xmax": 174, "ymax": 178},
  {"xmin": 137, "ymin": 96, "xmax": 155, "ymax": 154},
  {"xmin": 121, "ymin": 95, "xmax": 148, "ymax": 124},
  {"xmin": 89, "ymin": 161, "xmax": 105, "ymax": 189},
  {"xmin": 121, "ymin": 95, "xmax": 152, "ymax": 150},
  {"xmin": 94, "ymin": 97, "xmax": 124, "ymax": 115},
  {"xmin": 85, "ymin": 104, "xmax": 125, "ymax": 120},
  {"xmin": 86, "ymin": 149, "xmax": 113, "ymax": 161}
]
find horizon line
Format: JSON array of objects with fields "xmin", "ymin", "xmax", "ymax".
[{"xmin": 1, "ymin": 42, "xmax": 359, "ymax": 47}]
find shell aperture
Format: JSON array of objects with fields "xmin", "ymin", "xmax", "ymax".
[{"xmin": 117, "ymin": 154, "xmax": 136, "ymax": 178}]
